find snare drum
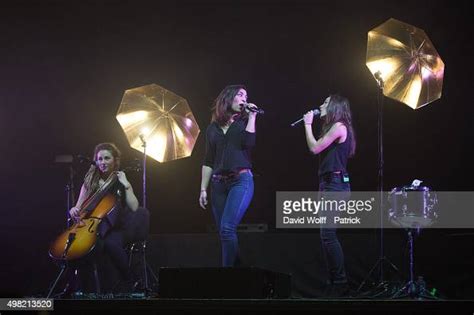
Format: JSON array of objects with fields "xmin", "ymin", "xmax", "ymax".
[{"xmin": 388, "ymin": 186, "xmax": 438, "ymax": 228}]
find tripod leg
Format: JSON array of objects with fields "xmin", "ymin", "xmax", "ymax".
[
  {"xmin": 47, "ymin": 264, "xmax": 67, "ymax": 298},
  {"xmin": 384, "ymin": 256, "xmax": 401, "ymax": 273},
  {"xmin": 391, "ymin": 280, "xmax": 411, "ymax": 299},
  {"xmin": 142, "ymin": 248, "xmax": 159, "ymax": 292},
  {"xmin": 93, "ymin": 263, "xmax": 101, "ymax": 294},
  {"xmin": 146, "ymin": 263, "xmax": 158, "ymax": 283},
  {"xmin": 356, "ymin": 258, "xmax": 382, "ymax": 293}
]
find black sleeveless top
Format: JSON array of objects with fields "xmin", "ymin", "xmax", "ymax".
[
  {"xmin": 97, "ymin": 181, "xmax": 128, "ymax": 237},
  {"xmin": 318, "ymin": 127, "xmax": 351, "ymax": 176}
]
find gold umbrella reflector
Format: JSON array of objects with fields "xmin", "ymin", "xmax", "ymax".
[
  {"xmin": 366, "ymin": 18, "xmax": 445, "ymax": 109},
  {"xmin": 116, "ymin": 84, "xmax": 201, "ymax": 162}
]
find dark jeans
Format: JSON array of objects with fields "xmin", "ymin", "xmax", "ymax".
[
  {"xmin": 101, "ymin": 207, "xmax": 150, "ymax": 280},
  {"xmin": 74, "ymin": 207, "xmax": 150, "ymax": 293},
  {"xmin": 211, "ymin": 171, "xmax": 254, "ymax": 267},
  {"xmin": 319, "ymin": 174, "xmax": 351, "ymax": 285}
]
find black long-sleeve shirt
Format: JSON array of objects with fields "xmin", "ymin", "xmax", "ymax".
[{"xmin": 203, "ymin": 118, "xmax": 256, "ymax": 175}]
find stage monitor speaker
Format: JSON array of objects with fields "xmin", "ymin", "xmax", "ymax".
[{"xmin": 159, "ymin": 267, "xmax": 291, "ymax": 298}]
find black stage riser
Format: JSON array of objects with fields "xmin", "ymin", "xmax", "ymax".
[{"xmin": 159, "ymin": 267, "xmax": 291, "ymax": 298}]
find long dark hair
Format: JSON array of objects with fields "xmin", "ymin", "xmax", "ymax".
[
  {"xmin": 211, "ymin": 84, "xmax": 247, "ymax": 126},
  {"xmin": 83, "ymin": 143, "xmax": 121, "ymax": 192},
  {"xmin": 321, "ymin": 94, "xmax": 356, "ymax": 157}
]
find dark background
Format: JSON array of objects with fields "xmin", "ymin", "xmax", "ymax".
[{"xmin": 1, "ymin": 0, "xmax": 473, "ymax": 298}]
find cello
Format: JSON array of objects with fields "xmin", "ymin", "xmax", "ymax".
[{"xmin": 49, "ymin": 172, "xmax": 121, "ymax": 261}]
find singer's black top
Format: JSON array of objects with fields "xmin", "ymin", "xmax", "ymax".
[
  {"xmin": 203, "ymin": 117, "xmax": 256, "ymax": 175},
  {"xmin": 318, "ymin": 128, "xmax": 351, "ymax": 176}
]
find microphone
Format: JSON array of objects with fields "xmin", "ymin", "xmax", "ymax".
[
  {"xmin": 77, "ymin": 154, "xmax": 96, "ymax": 166},
  {"xmin": 290, "ymin": 109, "xmax": 321, "ymax": 127},
  {"xmin": 240, "ymin": 103, "xmax": 265, "ymax": 114}
]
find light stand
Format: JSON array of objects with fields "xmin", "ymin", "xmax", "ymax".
[
  {"xmin": 356, "ymin": 72, "xmax": 401, "ymax": 297},
  {"xmin": 362, "ymin": 17, "xmax": 445, "ymax": 299},
  {"xmin": 139, "ymin": 134, "xmax": 147, "ymax": 209},
  {"xmin": 136, "ymin": 134, "xmax": 159, "ymax": 294}
]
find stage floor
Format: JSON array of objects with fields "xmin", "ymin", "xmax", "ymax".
[{"xmin": 51, "ymin": 297, "xmax": 474, "ymax": 314}]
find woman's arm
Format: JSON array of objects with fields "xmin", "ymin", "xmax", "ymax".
[
  {"xmin": 245, "ymin": 112, "xmax": 257, "ymax": 133},
  {"xmin": 245, "ymin": 103, "xmax": 258, "ymax": 133},
  {"xmin": 69, "ymin": 184, "xmax": 89, "ymax": 218},
  {"xmin": 199, "ymin": 165, "xmax": 213, "ymax": 209},
  {"xmin": 303, "ymin": 111, "xmax": 346, "ymax": 155},
  {"xmin": 241, "ymin": 104, "xmax": 258, "ymax": 148},
  {"xmin": 116, "ymin": 171, "xmax": 139, "ymax": 211}
]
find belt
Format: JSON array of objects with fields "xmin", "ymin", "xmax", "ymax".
[
  {"xmin": 212, "ymin": 169, "xmax": 251, "ymax": 181},
  {"xmin": 320, "ymin": 171, "xmax": 347, "ymax": 182}
]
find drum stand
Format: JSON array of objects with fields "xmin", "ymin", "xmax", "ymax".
[{"xmin": 391, "ymin": 228, "xmax": 437, "ymax": 299}]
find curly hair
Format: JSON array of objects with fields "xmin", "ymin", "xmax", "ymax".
[{"xmin": 83, "ymin": 143, "xmax": 121, "ymax": 192}]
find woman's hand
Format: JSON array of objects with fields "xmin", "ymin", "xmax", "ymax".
[
  {"xmin": 116, "ymin": 171, "xmax": 132, "ymax": 190},
  {"xmin": 303, "ymin": 111, "xmax": 314, "ymax": 125},
  {"xmin": 244, "ymin": 103, "xmax": 258, "ymax": 118},
  {"xmin": 69, "ymin": 206, "xmax": 81, "ymax": 220},
  {"xmin": 199, "ymin": 190, "xmax": 208, "ymax": 209}
]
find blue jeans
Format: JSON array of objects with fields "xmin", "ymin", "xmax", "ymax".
[
  {"xmin": 319, "ymin": 174, "xmax": 351, "ymax": 284},
  {"xmin": 211, "ymin": 171, "xmax": 254, "ymax": 267}
]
